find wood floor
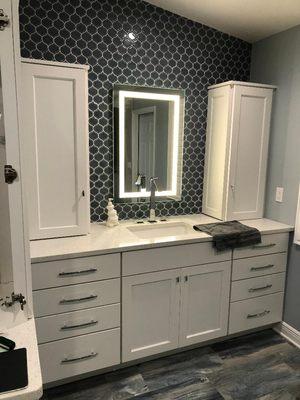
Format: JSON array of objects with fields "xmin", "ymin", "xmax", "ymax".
[{"xmin": 42, "ymin": 329, "xmax": 300, "ymax": 400}]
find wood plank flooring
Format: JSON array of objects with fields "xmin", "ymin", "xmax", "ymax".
[{"xmin": 42, "ymin": 329, "xmax": 300, "ymax": 400}]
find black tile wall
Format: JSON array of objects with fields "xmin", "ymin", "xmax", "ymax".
[{"xmin": 19, "ymin": 0, "xmax": 251, "ymax": 221}]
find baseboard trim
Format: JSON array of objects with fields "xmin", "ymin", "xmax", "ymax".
[{"xmin": 274, "ymin": 321, "xmax": 300, "ymax": 349}]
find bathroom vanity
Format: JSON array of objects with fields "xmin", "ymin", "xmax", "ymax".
[{"xmin": 30, "ymin": 215, "xmax": 292, "ymax": 385}]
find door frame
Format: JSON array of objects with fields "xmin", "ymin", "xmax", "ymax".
[{"xmin": 131, "ymin": 106, "xmax": 156, "ymax": 185}]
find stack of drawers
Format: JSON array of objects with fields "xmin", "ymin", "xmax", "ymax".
[
  {"xmin": 32, "ymin": 253, "xmax": 121, "ymax": 384},
  {"xmin": 229, "ymin": 233, "xmax": 289, "ymax": 334}
]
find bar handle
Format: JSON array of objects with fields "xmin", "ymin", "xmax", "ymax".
[
  {"xmin": 61, "ymin": 351, "xmax": 98, "ymax": 364},
  {"xmin": 59, "ymin": 294, "xmax": 97, "ymax": 304},
  {"xmin": 250, "ymin": 264, "xmax": 274, "ymax": 271},
  {"xmin": 247, "ymin": 310, "xmax": 270, "ymax": 319},
  {"xmin": 61, "ymin": 320, "xmax": 98, "ymax": 330},
  {"xmin": 248, "ymin": 284, "xmax": 272, "ymax": 293},
  {"xmin": 58, "ymin": 268, "xmax": 97, "ymax": 277},
  {"xmin": 252, "ymin": 243, "xmax": 276, "ymax": 249}
]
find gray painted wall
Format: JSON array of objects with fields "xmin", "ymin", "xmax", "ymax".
[{"xmin": 251, "ymin": 25, "xmax": 300, "ymax": 331}]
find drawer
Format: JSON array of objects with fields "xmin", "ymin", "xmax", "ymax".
[
  {"xmin": 36, "ymin": 304, "xmax": 120, "ymax": 344},
  {"xmin": 232, "ymin": 253, "xmax": 287, "ymax": 281},
  {"xmin": 32, "ymin": 253, "xmax": 120, "ymax": 290},
  {"xmin": 233, "ymin": 233, "xmax": 289, "ymax": 259},
  {"xmin": 231, "ymin": 273, "xmax": 285, "ymax": 302},
  {"xmin": 123, "ymin": 243, "xmax": 231, "ymax": 276},
  {"xmin": 39, "ymin": 328, "xmax": 120, "ymax": 384},
  {"xmin": 33, "ymin": 279, "xmax": 120, "ymax": 317},
  {"xmin": 229, "ymin": 292, "xmax": 284, "ymax": 334}
]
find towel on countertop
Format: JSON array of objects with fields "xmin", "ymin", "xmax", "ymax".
[{"xmin": 193, "ymin": 220, "xmax": 261, "ymax": 251}]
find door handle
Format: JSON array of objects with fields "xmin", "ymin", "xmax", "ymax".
[
  {"xmin": 250, "ymin": 264, "xmax": 274, "ymax": 271},
  {"xmin": 61, "ymin": 351, "xmax": 98, "ymax": 364},
  {"xmin": 248, "ymin": 284, "xmax": 272, "ymax": 292},
  {"xmin": 59, "ymin": 294, "xmax": 97, "ymax": 304},
  {"xmin": 58, "ymin": 268, "xmax": 97, "ymax": 277},
  {"xmin": 252, "ymin": 243, "xmax": 276, "ymax": 249},
  {"xmin": 60, "ymin": 320, "xmax": 98, "ymax": 330},
  {"xmin": 247, "ymin": 310, "xmax": 270, "ymax": 319}
]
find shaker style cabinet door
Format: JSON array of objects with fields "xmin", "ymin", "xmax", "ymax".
[
  {"xmin": 21, "ymin": 61, "xmax": 90, "ymax": 239},
  {"xmin": 227, "ymin": 85, "xmax": 273, "ymax": 220},
  {"xmin": 203, "ymin": 82, "xmax": 274, "ymax": 221},
  {"xmin": 122, "ymin": 269, "xmax": 181, "ymax": 362},
  {"xmin": 0, "ymin": 0, "xmax": 32, "ymax": 329},
  {"xmin": 179, "ymin": 261, "xmax": 231, "ymax": 347}
]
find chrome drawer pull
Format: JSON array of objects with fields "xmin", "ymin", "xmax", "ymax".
[
  {"xmin": 250, "ymin": 264, "xmax": 274, "ymax": 271},
  {"xmin": 252, "ymin": 243, "xmax": 276, "ymax": 249},
  {"xmin": 248, "ymin": 284, "xmax": 272, "ymax": 292},
  {"xmin": 61, "ymin": 320, "xmax": 98, "ymax": 330},
  {"xmin": 58, "ymin": 268, "xmax": 97, "ymax": 277},
  {"xmin": 59, "ymin": 294, "xmax": 98, "ymax": 304},
  {"xmin": 61, "ymin": 351, "xmax": 98, "ymax": 364},
  {"xmin": 247, "ymin": 310, "xmax": 270, "ymax": 319}
]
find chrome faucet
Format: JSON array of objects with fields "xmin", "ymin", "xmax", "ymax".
[{"xmin": 149, "ymin": 177, "xmax": 158, "ymax": 222}]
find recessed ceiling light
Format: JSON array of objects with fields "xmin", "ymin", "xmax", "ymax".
[{"xmin": 123, "ymin": 31, "xmax": 138, "ymax": 47}]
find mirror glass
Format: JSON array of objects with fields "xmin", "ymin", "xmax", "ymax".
[{"xmin": 114, "ymin": 85, "xmax": 184, "ymax": 202}]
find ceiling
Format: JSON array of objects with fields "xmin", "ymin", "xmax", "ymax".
[{"xmin": 145, "ymin": 0, "xmax": 300, "ymax": 42}]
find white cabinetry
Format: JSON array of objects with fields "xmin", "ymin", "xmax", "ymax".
[
  {"xmin": 203, "ymin": 81, "xmax": 275, "ymax": 221},
  {"xmin": 180, "ymin": 261, "xmax": 230, "ymax": 346},
  {"xmin": 0, "ymin": 0, "xmax": 33, "ymax": 329},
  {"xmin": 122, "ymin": 246, "xmax": 232, "ymax": 362},
  {"xmin": 122, "ymin": 269, "xmax": 181, "ymax": 361},
  {"xmin": 32, "ymin": 253, "xmax": 121, "ymax": 384},
  {"xmin": 21, "ymin": 59, "xmax": 90, "ymax": 239}
]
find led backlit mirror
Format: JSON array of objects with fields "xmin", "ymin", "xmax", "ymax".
[{"xmin": 113, "ymin": 85, "xmax": 184, "ymax": 202}]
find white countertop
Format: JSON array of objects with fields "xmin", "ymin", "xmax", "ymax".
[
  {"xmin": 30, "ymin": 214, "xmax": 293, "ymax": 263},
  {"xmin": 0, "ymin": 319, "xmax": 43, "ymax": 400}
]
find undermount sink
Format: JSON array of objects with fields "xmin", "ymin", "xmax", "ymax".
[{"xmin": 127, "ymin": 221, "xmax": 194, "ymax": 239}]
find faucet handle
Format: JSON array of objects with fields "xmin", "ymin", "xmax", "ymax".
[{"xmin": 149, "ymin": 176, "xmax": 158, "ymax": 190}]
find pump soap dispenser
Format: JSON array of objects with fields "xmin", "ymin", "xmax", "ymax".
[{"xmin": 106, "ymin": 198, "xmax": 119, "ymax": 227}]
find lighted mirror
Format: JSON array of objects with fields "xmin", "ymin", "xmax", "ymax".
[{"xmin": 113, "ymin": 85, "xmax": 184, "ymax": 202}]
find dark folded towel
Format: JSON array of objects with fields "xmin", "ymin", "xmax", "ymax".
[{"xmin": 193, "ymin": 220, "xmax": 261, "ymax": 251}]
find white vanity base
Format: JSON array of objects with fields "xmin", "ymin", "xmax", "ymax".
[{"xmin": 30, "ymin": 215, "xmax": 293, "ymax": 387}]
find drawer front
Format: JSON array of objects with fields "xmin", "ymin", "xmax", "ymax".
[
  {"xmin": 36, "ymin": 304, "xmax": 120, "ymax": 344},
  {"xmin": 233, "ymin": 233, "xmax": 289, "ymax": 259},
  {"xmin": 231, "ymin": 273, "xmax": 285, "ymax": 302},
  {"xmin": 229, "ymin": 292, "xmax": 284, "ymax": 334},
  {"xmin": 39, "ymin": 328, "xmax": 120, "ymax": 384},
  {"xmin": 123, "ymin": 243, "xmax": 231, "ymax": 276},
  {"xmin": 232, "ymin": 253, "xmax": 287, "ymax": 281},
  {"xmin": 33, "ymin": 279, "xmax": 120, "ymax": 317},
  {"xmin": 32, "ymin": 253, "xmax": 120, "ymax": 290}
]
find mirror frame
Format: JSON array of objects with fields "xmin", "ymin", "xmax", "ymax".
[{"xmin": 113, "ymin": 84, "xmax": 185, "ymax": 202}]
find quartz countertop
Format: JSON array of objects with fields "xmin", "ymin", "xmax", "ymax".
[
  {"xmin": 0, "ymin": 318, "xmax": 43, "ymax": 400},
  {"xmin": 30, "ymin": 214, "xmax": 293, "ymax": 263}
]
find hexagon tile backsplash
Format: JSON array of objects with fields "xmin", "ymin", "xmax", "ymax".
[{"xmin": 19, "ymin": 0, "xmax": 251, "ymax": 222}]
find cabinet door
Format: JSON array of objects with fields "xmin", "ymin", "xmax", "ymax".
[
  {"xmin": 227, "ymin": 86, "xmax": 273, "ymax": 220},
  {"xmin": 21, "ymin": 62, "xmax": 89, "ymax": 239},
  {"xmin": 203, "ymin": 85, "xmax": 232, "ymax": 220},
  {"xmin": 122, "ymin": 269, "xmax": 180, "ymax": 362},
  {"xmin": 179, "ymin": 261, "xmax": 231, "ymax": 347},
  {"xmin": 0, "ymin": 0, "xmax": 32, "ymax": 329}
]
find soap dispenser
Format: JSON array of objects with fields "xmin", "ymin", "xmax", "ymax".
[{"xmin": 106, "ymin": 198, "xmax": 119, "ymax": 227}]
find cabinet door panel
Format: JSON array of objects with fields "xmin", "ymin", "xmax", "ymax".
[
  {"xmin": 21, "ymin": 62, "xmax": 89, "ymax": 239},
  {"xmin": 122, "ymin": 269, "xmax": 180, "ymax": 362},
  {"xmin": 179, "ymin": 261, "xmax": 231, "ymax": 347},
  {"xmin": 227, "ymin": 86, "xmax": 273, "ymax": 220},
  {"xmin": 202, "ymin": 86, "xmax": 232, "ymax": 219}
]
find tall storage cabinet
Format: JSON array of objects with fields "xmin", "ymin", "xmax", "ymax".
[
  {"xmin": 203, "ymin": 81, "xmax": 275, "ymax": 221},
  {"xmin": 21, "ymin": 59, "xmax": 90, "ymax": 240}
]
